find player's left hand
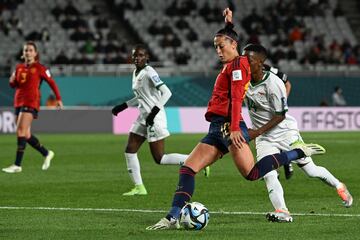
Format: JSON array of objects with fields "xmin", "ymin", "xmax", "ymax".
[
  {"xmin": 230, "ymin": 131, "xmax": 245, "ymax": 148},
  {"xmin": 56, "ymin": 100, "xmax": 64, "ymax": 110},
  {"xmin": 145, "ymin": 106, "xmax": 160, "ymax": 126},
  {"xmin": 223, "ymin": 7, "xmax": 233, "ymax": 23}
]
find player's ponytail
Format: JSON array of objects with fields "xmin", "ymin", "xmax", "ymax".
[{"xmin": 215, "ymin": 22, "xmax": 238, "ymax": 43}]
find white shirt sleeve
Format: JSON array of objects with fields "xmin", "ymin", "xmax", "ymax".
[
  {"xmin": 156, "ymin": 84, "xmax": 172, "ymax": 107},
  {"xmin": 146, "ymin": 66, "xmax": 164, "ymax": 88},
  {"xmin": 269, "ymin": 77, "xmax": 288, "ymax": 114}
]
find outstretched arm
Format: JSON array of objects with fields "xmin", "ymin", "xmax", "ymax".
[
  {"xmin": 111, "ymin": 97, "xmax": 138, "ymax": 116},
  {"xmin": 247, "ymin": 115, "xmax": 285, "ymax": 140},
  {"xmin": 223, "ymin": 7, "xmax": 233, "ymax": 23}
]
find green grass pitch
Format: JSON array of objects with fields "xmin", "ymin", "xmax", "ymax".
[{"xmin": 0, "ymin": 132, "xmax": 359, "ymax": 240}]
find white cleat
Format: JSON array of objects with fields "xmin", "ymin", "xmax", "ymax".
[
  {"xmin": 42, "ymin": 150, "xmax": 54, "ymax": 170},
  {"xmin": 266, "ymin": 209, "xmax": 293, "ymax": 223},
  {"xmin": 2, "ymin": 164, "xmax": 22, "ymax": 173},
  {"xmin": 146, "ymin": 218, "xmax": 180, "ymax": 230},
  {"xmin": 291, "ymin": 141, "xmax": 326, "ymax": 157}
]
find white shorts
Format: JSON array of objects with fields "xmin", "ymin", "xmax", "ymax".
[
  {"xmin": 130, "ymin": 109, "xmax": 170, "ymax": 142},
  {"xmin": 255, "ymin": 130, "xmax": 312, "ymax": 165}
]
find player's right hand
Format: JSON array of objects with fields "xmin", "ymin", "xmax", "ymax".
[
  {"xmin": 9, "ymin": 72, "xmax": 17, "ymax": 88},
  {"xmin": 56, "ymin": 100, "xmax": 64, "ymax": 110},
  {"xmin": 111, "ymin": 103, "xmax": 128, "ymax": 116},
  {"xmin": 230, "ymin": 131, "xmax": 245, "ymax": 149},
  {"xmin": 223, "ymin": 7, "xmax": 233, "ymax": 23}
]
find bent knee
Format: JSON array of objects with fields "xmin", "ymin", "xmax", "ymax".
[
  {"xmin": 245, "ymin": 175, "xmax": 257, "ymax": 181},
  {"xmin": 153, "ymin": 154, "xmax": 163, "ymax": 164},
  {"xmin": 125, "ymin": 143, "xmax": 139, "ymax": 153},
  {"xmin": 16, "ymin": 128, "xmax": 30, "ymax": 138}
]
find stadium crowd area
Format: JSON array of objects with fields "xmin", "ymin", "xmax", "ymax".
[{"xmin": 0, "ymin": 0, "xmax": 359, "ymax": 73}]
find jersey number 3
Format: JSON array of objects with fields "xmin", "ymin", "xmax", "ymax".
[{"xmin": 19, "ymin": 72, "xmax": 27, "ymax": 84}]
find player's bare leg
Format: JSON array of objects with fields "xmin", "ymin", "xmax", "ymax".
[
  {"xmin": 184, "ymin": 143, "xmax": 221, "ymax": 173},
  {"xmin": 149, "ymin": 139, "xmax": 187, "ymax": 165},
  {"xmin": 3, "ymin": 112, "xmax": 32, "ymax": 173},
  {"xmin": 229, "ymin": 143, "xmax": 255, "ymax": 177},
  {"xmin": 149, "ymin": 138, "xmax": 210, "ymax": 176},
  {"xmin": 16, "ymin": 114, "xmax": 55, "ymax": 171}
]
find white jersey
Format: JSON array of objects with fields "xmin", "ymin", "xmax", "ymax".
[
  {"xmin": 245, "ymin": 71, "xmax": 298, "ymax": 141},
  {"xmin": 132, "ymin": 65, "xmax": 164, "ymax": 114}
]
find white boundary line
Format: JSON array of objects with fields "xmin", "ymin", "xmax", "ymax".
[{"xmin": 0, "ymin": 206, "xmax": 359, "ymax": 218}]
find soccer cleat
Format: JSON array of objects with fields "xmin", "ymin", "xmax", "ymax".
[
  {"xmin": 204, "ymin": 166, "xmax": 210, "ymax": 177},
  {"xmin": 122, "ymin": 184, "xmax": 148, "ymax": 196},
  {"xmin": 337, "ymin": 183, "xmax": 353, "ymax": 208},
  {"xmin": 146, "ymin": 217, "xmax": 180, "ymax": 230},
  {"xmin": 42, "ymin": 150, "xmax": 55, "ymax": 170},
  {"xmin": 284, "ymin": 163, "xmax": 294, "ymax": 180},
  {"xmin": 2, "ymin": 164, "xmax": 22, "ymax": 173},
  {"xmin": 266, "ymin": 209, "xmax": 293, "ymax": 223},
  {"xmin": 290, "ymin": 141, "xmax": 326, "ymax": 157}
]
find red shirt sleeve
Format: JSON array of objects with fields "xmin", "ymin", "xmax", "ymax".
[
  {"xmin": 230, "ymin": 57, "xmax": 250, "ymax": 131},
  {"xmin": 40, "ymin": 66, "xmax": 62, "ymax": 100}
]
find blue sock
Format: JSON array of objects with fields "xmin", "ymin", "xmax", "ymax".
[
  {"xmin": 246, "ymin": 150, "xmax": 304, "ymax": 181},
  {"xmin": 14, "ymin": 137, "xmax": 27, "ymax": 166},
  {"xmin": 166, "ymin": 166, "xmax": 195, "ymax": 220},
  {"xmin": 285, "ymin": 149, "xmax": 305, "ymax": 160}
]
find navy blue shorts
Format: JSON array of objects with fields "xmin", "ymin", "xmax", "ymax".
[
  {"xmin": 201, "ymin": 115, "xmax": 250, "ymax": 155},
  {"xmin": 15, "ymin": 106, "xmax": 38, "ymax": 119}
]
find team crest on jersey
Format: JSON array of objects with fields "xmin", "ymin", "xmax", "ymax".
[
  {"xmin": 30, "ymin": 68, "xmax": 37, "ymax": 74},
  {"xmin": 151, "ymin": 75, "xmax": 161, "ymax": 83},
  {"xmin": 232, "ymin": 70, "xmax": 242, "ymax": 81}
]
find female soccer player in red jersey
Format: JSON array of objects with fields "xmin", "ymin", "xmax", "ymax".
[
  {"xmin": 2, "ymin": 41, "xmax": 63, "ymax": 173},
  {"xmin": 146, "ymin": 9, "xmax": 325, "ymax": 230}
]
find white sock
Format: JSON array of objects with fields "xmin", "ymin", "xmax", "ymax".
[
  {"xmin": 264, "ymin": 170, "xmax": 288, "ymax": 211},
  {"xmin": 301, "ymin": 160, "xmax": 341, "ymax": 188},
  {"xmin": 160, "ymin": 153, "xmax": 188, "ymax": 165},
  {"xmin": 124, "ymin": 153, "xmax": 143, "ymax": 186}
]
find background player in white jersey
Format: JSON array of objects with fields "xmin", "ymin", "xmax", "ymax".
[
  {"xmin": 243, "ymin": 44, "xmax": 353, "ymax": 222},
  {"xmin": 262, "ymin": 62, "xmax": 294, "ymax": 179},
  {"xmin": 112, "ymin": 45, "xmax": 194, "ymax": 196}
]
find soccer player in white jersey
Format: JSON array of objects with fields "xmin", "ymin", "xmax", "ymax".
[
  {"xmin": 243, "ymin": 44, "xmax": 353, "ymax": 222},
  {"xmin": 112, "ymin": 45, "xmax": 208, "ymax": 196},
  {"xmin": 263, "ymin": 63, "xmax": 294, "ymax": 179}
]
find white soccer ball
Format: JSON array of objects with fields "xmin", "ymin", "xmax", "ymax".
[{"xmin": 180, "ymin": 202, "xmax": 210, "ymax": 230}]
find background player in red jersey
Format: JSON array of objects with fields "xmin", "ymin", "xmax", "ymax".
[
  {"xmin": 2, "ymin": 41, "xmax": 63, "ymax": 173},
  {"xmin": 146, "ymin": 8, "xmax": 325, "ymax": 230}
]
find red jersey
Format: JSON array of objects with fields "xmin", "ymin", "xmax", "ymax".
[
  {"xmin": 205, "ymin": 56, "xmax": 251, "ymax": 131},
  {"xmin": 10, "ymin": 62, "xmax": 61, "ymax": 111}
]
